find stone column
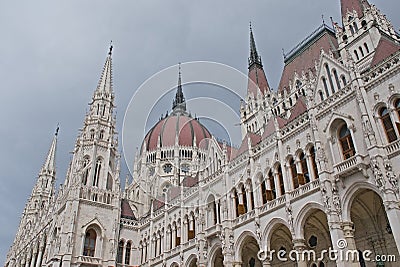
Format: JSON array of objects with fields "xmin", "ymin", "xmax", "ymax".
[
  {"xmin": 29, "ymin": 249, "xmax": 37, "ymax": 267},
  {"xmin": 35, "ymin": 245, "xmax": 43, "ymax": 267},
  {"xmin": 385, "ymin": 200, "xmax": 400, "ymax": 253},
  {"xmin": 292, "ymin": 239, "xmax": 307, "ymax": 267},
  {"xmin": 342, "ymin": 221, "xmax": 360, "ymax": 267}
]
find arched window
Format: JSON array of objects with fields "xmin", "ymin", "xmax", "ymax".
[
  {"xmin": 396, "ymin": 99, "xmax": 400, "ymax": 120},
  {"xmin": 364, "ymin": 43, "xmax": 369, "ymax": 54},
  {"xmin": 117, "ymin": 240, "xmax": 124, "ymax": 263},
  {"xmin": 353, "ymin": 22, "xmax": 358, "ymax": 32},
  {"xmin": 277, "ymin": 165, "xmax": 285, "ymax": 195},
  {"xmin": 82, "ymin": 157, "xmax": 90, "ymax": 185},
  {"xmin": 299, "ymin": 152, "xmax": 310, "ymax": 184},
  {"xmin": 310, "ymin": 146, "xmax": 319, "ymax": 179},
  {"xmin": 333, "ymin": 69, "xmax": 341, "ymax": 90},
  {"xmin": 319, "ymin": 91, "xmax": 324, "ymax": 102},
  {"xmin": 261, "ymin": 177, "xmax": 267, "ymax": 205},
  {"xmin": 268, "ymin": 170, "xmax": 276, "ymax": 200},
  {"xmin": 338, "ymin": 124, "xmax": 355, "ymax": 159},
  {"xmin": 83, "ymin": 229, "xmax": 96, "ymax": 257},
  {"xmin": 325, "ymin": 64, "xmax": 335, "ymax": 93},
  {"xmin": 354, "ymin": 50, "xmax": 359, "ymax": 61},
  {"xmin": 380, "ymin": 107, "xmax": 397, "ymax": 142},
  {"xmin": 240, "ymin": 183, "xmax": 248, "ymax": 214},
  {"xmin": 322, "ymin": 77, "xmax": 329, "ymax": 97},
  {"xmin": 290, "ymin": 158, "xmax": 299, "ymax": 189},
  {"xmin": 99, "ymin": 130, "xmax": 104, "ymax": 140},
  {"xmin": 349, "ymin": 25, "xmax": 354, "ymax": 35},
  {"xmin": 359, "ymin": 47, "xmax": 364, "ymax": 57},
  {"xmin": 106, "ymin": 174, "xmax": 113, "ymax": 191},
  {"xmin": 90, "ymin": 129, "xmax": 95, "ymax": 140},
  {"xmin": 233, "ymin": 188, "xmax": 239, "ymax": 217},
  {"xmin": 125, "ymin": 242, "xmax": 131, "ymax": 265},
  {"xmin": 93, "ymin": 159, "xmax": 102, "ymax": 187},
  {"xmin": 341, "ymin": 75, "xmax": 347, "ymax": 86}
]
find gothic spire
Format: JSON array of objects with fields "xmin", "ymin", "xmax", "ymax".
[
  {"xmin": 248, "ymin": 23, "xmax": 262, "ymax": 68},
  {"xmin": 172, "ymin": 63, "xmax": 186, "ymax": 112},
  {"xmin": 40, "ymin": 126, "xmax": 58, "ymax": 175},
  {"xmin": 95, "ymin": 44, "xmax": 113, "ymax": 94}
]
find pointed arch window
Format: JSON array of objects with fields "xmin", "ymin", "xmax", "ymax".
[
  {"xmin": 364, "ymin": 43, "xmax": 370, "ymax": 54},
  {"xmin": 333, "ymin": 69, "xmax": 341, "ymax": 90},
  {"xmin": 322, "ymin": 77, "xmax": 329, "ymax": 97},
  {"xmin": 82, "ymin": 157, "xmax": 90, "ymax": 185},
  {"xmin": 117, "ymin": 240, "xmax": 124, "ymax": 263},
  {"xmin": 261, "ymin": 176, "xmax": 268, "ymax": 205},
  {"xmin": 277, "ymin": 165, "xmax": 285, "ymax": 195},
  {"xmin": 268, "ymin": 170, "xmax": 276, "ymax": 200},
  {"xmin": 359, "ymin": 47, "xmax": 364, "ymax": 57},
  {"xmin": 310, "ymin": 146, "xmax": 319, "ymax": 179},
  {"xmin": 93, "ymin": 159, "xmax": 102, "ymax": 187},
  {"xmin": 99, "ymin": 130, "xmax": 104, "ymax": 140},
  {"xmin": 83, "ymin": 229, "xmax": 96, "ymax": 257},
  {"xmin": 290, "ymin": 158, "xmax": 299, "ymax": 189},
  {"xmin": 338, "ymin": 124, "xmax": 355, "ymax": 159},
  {"xmin": 354, "ymin": 50, "xmax": 359, "ymax": 61},
  {"xmin": 300, "ymin": 152, "xmax": 310, "ymax": 183},
  {"xmin": 125, "ymin": 241, "xmax": 131, "ymax": 264},
  {"xmin": 324, "ymin": 64, "xmax": 335, "ymax": 93},
  {"xmin": 380, "ymin": 107, "xmax": 397, "ymax": 143},
  {"xmin": 341, "ymin": 75, "xmax": 347, "ymax": 86},
  {"xmin": 90, "ymin": 129, "xmax": 95, "ymax": 140}
]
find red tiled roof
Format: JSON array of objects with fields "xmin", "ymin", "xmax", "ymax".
[
  {"xmin": 370, "ymin": 37, "xmax": 400, "ymax": 67},
  {"xmin": 234, "ymin": 132, "xmax": 261, "ymax": 158},
  {"xmin": 278, "ymin": 30, "xmax": 338, "ymax": 94},
  {"xmin": 276, "ymin": 116, "xmax": 288, "ymax": 128},
  {"xmin": 142, "ymin": 114, "xmax": 211, "ymax": 152},
  {"xmin": 341, "ymin": 0, "xmax": 369, "ymax": 18},
  {"xmin": 182, "ymin": 176, "xmax": 199, "ymax": 187},
  {"xmin": 153, "ymin": 198, "xmax": 165, "ymax": 211},
  {"xmin": 121, "ymin": 199, "xmax": 136, "ymax": 220},
  {"xmin": 248, "ymin": 65, "xmax": 270, "ymax": 96},
  {"xmin": 288, "ymin": 98, "xmax": 308, "ymax": 122}
]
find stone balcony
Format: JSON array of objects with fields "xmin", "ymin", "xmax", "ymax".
[
  {"xmin": 385, "ymin": 139, "xmax": 400, "ymax": 159},
  {"xmin": 333, "ymin": 154, "xmax": 369, "ymax": 179},
  {"xmin": 76, "ymin": 255, "xmax": 102, "ymax": 266}
]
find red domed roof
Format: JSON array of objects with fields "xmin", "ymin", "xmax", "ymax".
[{"xmin": 142, "ymin": 113, "xmax": 212, "ymax": 152}]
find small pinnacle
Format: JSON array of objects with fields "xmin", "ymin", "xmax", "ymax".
[
  {"xmin": 322, "ymin": 15, "xmax": 325, "ymax": 26},
  {"xmin": 55, "ymin": 124, "xmax": 60, "ymax": 136}
]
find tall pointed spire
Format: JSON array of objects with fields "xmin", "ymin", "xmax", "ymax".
[
  {"xmin": 248, "ymin": 22, "xmax": 262, "ymax": 68},
  {"xmin": 40, "ymin": 126, "xmax": 58, "ymax": 175},
  {"xmin": 95, "ymin": 43, "xmax": 113, "ymax": 94},
  {"xmin": 172, "ymin": 63, "xmax": 186, "ymax": 113},
  {"xmin": 246, "ymin": 23, "xmax": 270, "ymax": 96}
]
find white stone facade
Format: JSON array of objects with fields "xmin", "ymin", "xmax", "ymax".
[{"xmin": 5, "ymin": 1, "xmax": 400, "ymax": 267}]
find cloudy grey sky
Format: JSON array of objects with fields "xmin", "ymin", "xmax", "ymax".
[{"xmin": 1, "ymin": 0, "xmax": 399, "ymax": 262}]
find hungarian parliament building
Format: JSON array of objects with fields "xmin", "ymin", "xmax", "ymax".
[{"xmin": 5, "ymin": 0, "xmax": 400, "ymax": 266}]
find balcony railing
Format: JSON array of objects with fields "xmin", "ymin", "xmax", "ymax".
[
  {"xmin": 385, "ymin": 139, "xmax": 400, "ymax": 159},
  {"xmin": 333, "ymin": 154, "xmax": 369, "ymax": 178},
  {"xmin": 76, "ymin": 256, "xmax": 102, "ymax": 266}
]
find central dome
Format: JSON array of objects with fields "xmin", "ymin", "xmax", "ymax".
[
  {"xmin": 141, "ymin": 67, "xmax": 212, "ymax": 153},
  {"xmin": 143, "ymin": 113, "xmax": 211, "ymax": 152}
]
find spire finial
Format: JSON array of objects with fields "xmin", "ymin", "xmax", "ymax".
[
  {"xmin": 322, "ymin": 14, "xmax": 325, "ymax": 26},
  {"xmin": 108, "ymin": 40, "xmax": 113, "ymax": 56},
  {"xmin": 172, "ymin": 63, "xmax": 186, "ymax": 112},
  {"xmin": 55, "ymin": 123, "xmax": 60, "ymax": 136},
  {"xmin": 248, "ymin": 22, "xmax": 262, "ymax": 68}
]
